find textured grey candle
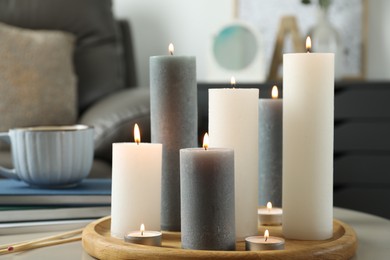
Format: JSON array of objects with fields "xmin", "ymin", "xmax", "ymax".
[
  {"xmin": 150, "ymin": 55, "xmax": 197, "ymax": 231},
  {"xmin": 180, "ymin": 148, "xmax": 235, "ymax": 250},
  {"xmin": 258, "ymin": 99, "xmax": 283, "ymax": 207}
]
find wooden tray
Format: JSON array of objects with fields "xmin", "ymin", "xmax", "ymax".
[{"xmin": 82, "ymin": 216, "xmax": 357, "ymax": 260}]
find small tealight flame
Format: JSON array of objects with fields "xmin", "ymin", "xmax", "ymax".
[
  {"xmin": 264, "ymin": 229, "xmax": 269, "ymax": 242},
  {"xmin": 230, "ymin": 76, "xmax": 236, "ymax": 88},
  {"xmin": 306, "ymin": 36, "xmax": 312, "ymax": 53},
  {"xmin": 169, "ymin": 43, "xmax": 174, "ymax": 55},
  {"xmin": 134, "ymin": 124, "xmax": 141, "ymax": 145},
  {"xmin": 203, "ymin": 133, "xmax": 209, "ymax": 151},
  {"xmin": 271, "ymin": 86, "xmax": 279, "ymax": 99},
  {"xmin": 267, "ymin": 201, "xmax": 273, "ymax": 212},
  {"xmin": 140, "ymin": 224, "xmax": 145, "ymax": 236}
]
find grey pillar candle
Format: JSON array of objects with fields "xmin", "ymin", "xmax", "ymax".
[
  {"xmin": 150, "ymin": 45, "xmax": 197, "ymax": 231},
  {"xmin": 180, "ymin": 145, "xmax": 235, "ymax": 250},
  {"xmin": 258, "ymin": 86, "xmax": 283, "ymax": 207}
]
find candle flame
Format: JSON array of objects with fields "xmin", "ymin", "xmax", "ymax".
[
  {"xmin": 271, "ymin": 86, "xmax": 279, "ymax": 99},
  {"xmin": 140, "ymin": 224, "xmax": 145, "ymax": 236},
  {"xmin": 267, "ymin": 202, "xmax": 273, "ymax": 211},
  {"xmin": 168, "ymin": 43, "xmax": 174, "ymax": 55},
  {"xmin": 203, "ymin": 133, "xmax": 209, "ymax": 150},
  {"xmin": 230, "ymin": 76, "xmax": 236, "ymax": 88},
  {"xmin": 134, "ymin": 124, "xmax": 141, "ymax": 144},
  {"xmin": 264, "ymin": 229, "xmax": 269, "ymax": 242},
  {"xmin": 306, "ymin": 36, "xmax": 312, "ymax": 53}
]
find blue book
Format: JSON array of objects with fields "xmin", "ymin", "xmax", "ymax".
[{"xmin": 0, "ymin": 179, "xmax": 111, "ymax": 206}]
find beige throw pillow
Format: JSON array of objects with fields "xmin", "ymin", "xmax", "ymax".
[{"xmin": 0, "ymin": 22, "xmax": 77, "ymax": 150}]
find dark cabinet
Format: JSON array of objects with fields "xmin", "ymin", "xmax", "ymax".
[
  {"xmin": 334, "ymin": 82, "xmax": 390, "ymax": 219},
  {"xmin": 198, "ymin": 81, "xmax": 390, "ymax": 219}
]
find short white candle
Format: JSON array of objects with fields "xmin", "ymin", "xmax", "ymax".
[
  {"xmin": 283, "ymin": 37, "xmax": 334, "ymax": 240},
  {"xmin": 209, "ymin": 78, "xmax": 259, "ymax": 240},
  {"xmin": 111, "ymin": 124, "xmax": 162, "ymax": 239},
  {"xmin": 258, "ymin": 202, "xmax": 283, "ymax": 226},
  {"xmin": 125, "ymin": 224, "xmax": 162, "ymax": 247},
  {"xmin": 245, "ymin": 230, "xmax": 285, "ymax": 251}
]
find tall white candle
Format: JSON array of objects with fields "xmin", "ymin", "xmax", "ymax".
[
  {"xmin": 111, "ymin": 124, "xmax": 162, "ymax": 239},
  {"xmin": 282, "ymin": 37, "xmax": 334, "ymax": 240},
  {"xmin": 209, "ymin": 79, "xmax": 259, "ymax": 240}
]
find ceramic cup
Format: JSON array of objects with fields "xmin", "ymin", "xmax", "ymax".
[{"xmin": 0, "ymin": 125, "xmax": 94, "ymax": 187}]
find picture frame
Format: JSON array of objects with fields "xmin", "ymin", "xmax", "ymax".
[{"xmin": 236, "ymin": 0, "xmax": 368, "ymax": 80}]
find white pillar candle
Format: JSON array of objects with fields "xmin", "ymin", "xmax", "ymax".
[
  {"xmin": 111, "ymin": 124, "xmax": 162, "ymax": 239},
  {"xmin": 283, "ymin": 37, "xmax": 334, "ymax": 240},
  {"xmin": 209, "ymin": 80, "xmax": 259, "ymax": 240}
]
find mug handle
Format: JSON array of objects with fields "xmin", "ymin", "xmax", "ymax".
[{"xmin": 0, "ymin": 132, "xmax": 20, "ymax": 180}]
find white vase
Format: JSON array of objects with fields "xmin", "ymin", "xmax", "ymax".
[{"xmin": 309, "ymin": 5, "xmax": 343, "ymax": 80}]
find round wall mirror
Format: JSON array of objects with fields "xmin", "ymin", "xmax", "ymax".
[
  {"xmin": 207, "ymin": 21, "xmax": 265, "ymax": 83},
  {"xmin": 213, "ymin": 24, "xmax": 258, "ymax": 71}
]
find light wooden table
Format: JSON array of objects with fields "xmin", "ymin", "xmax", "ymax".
[{"xmin": 0, "ymin": 207, "xmax": 389, "ymax": 260}]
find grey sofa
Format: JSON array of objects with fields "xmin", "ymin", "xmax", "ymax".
[{"xmin": 0, "ymin": 0, "xmax": 151, "ymax": 178}]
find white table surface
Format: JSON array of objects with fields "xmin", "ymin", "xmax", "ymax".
[{"xmin": 0, "ymin": 207, "xmax": 389, "ymax": 259}]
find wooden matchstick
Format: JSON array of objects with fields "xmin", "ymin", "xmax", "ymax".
[{"xmin": 0, "ymin": 228, "xmax": 83, "ymax": 254}]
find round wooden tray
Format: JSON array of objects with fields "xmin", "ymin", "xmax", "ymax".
[{"xmin": 82, "ymin": 216, "xmax": 357, "ymax": 260}]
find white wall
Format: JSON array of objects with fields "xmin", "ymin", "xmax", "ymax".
[
  {"xmin": 113, "ymin": 0, "xmax": 234, "ymax": 87},
  {"xmin": 367, "ymin": 0, "xmax": 390, "ymax": 80},
  {"xmin": 113, "ymin": 0, "xmax": 390, "ymax": 86}
]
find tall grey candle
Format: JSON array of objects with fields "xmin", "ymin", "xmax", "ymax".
[
  {"xmin": 258, "ymin": 86, "xmax": 283, "ymax": 207},
  {"xmin": 150, "ymin": 44, "xmax": 197, "ymax": 231},
  {"xmin": 180, "ymin": 144, "xmax": 235, "ymax": 250}
]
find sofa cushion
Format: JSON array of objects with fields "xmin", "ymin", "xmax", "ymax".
[
  {"xmin": 0, "ymin": 0, "xmax": 126, "ymax": 112},
  {"xmin": 0, "ymin": 22, "xmax": 77, "ymax": 150}
]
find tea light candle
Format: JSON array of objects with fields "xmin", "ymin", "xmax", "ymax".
[
  {"xmin": 150, "ymin": 43, "xmax": 197, "ymax": 231},
  {"xmin": 245, "ymin": 230, "xmax": 285, "ymax": 251},
  {"xmin": 283, "ymin": 36, "xmax": 334, "ymax": 240},
  {"xmin": 209, "ymin": 77, "xmax": 259, "ymax": 240},
  {"xmin": 258, "ymin": 86, "xmax": 283, "ymax": 207},
  {"xmin": 258, "ymin": 202, "xmax": 282, "ymax": 226},
  {"xmin": 180, "ymin": 133, "xmax": 235, "ymax": 250},
  {"xmin": 111, "ymin": 124, "xmax": 162, "ymax": 239},
  {"xmin": 125, "ymin": 224, "xmax": 162, "ymax": 247}
]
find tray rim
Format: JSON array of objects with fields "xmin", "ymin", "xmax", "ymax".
[{"xmin": 82, "ymin": 216, "xmax": 358, "ymax": 260}]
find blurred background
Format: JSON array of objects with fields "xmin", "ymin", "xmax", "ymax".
[{"xmin": 113, "ymin": 0, "xmax": 389, "ymax": 86}]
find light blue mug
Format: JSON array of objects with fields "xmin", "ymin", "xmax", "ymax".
[{"xmin": 0, "ymin": 125, "xmax": 94, "ymax": 187}]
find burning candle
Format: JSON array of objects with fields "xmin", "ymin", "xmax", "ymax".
[
  {"xmin": 180, "ymin": 133, "xmax": 235, "ymax": 250},
  {"xmin": 209, "ymin": 77, "xmax": 259, "ymax": 240},
  {"xmin": 125, "ymin": 224, "xmax": 162, "ymax": 246},
  {"xmin": 258, "ymin": 85, "xmax": 283, "ymax": 207},
  {"xmin": 245, "ymin": 229, "xmax": 285, "ymax": 251},
  {"xmin": 111, "ymin": 124, "xmax": 162, "ymax": 239},
  {"xmin": 150, "ymin": 43, "xmax": 197, "ymax": 231},
  {"xmin": 258, "ymin": 202, "xmax": 283, "ymax": 226},
  {"xmin": 283, "ymin": 36, "xmax": 334, "ymax": 240}
]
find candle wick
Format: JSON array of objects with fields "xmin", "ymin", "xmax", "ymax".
[
  {"xmin": 265, "ymin": 236, "xmax": 268, "ymax": 242},
  {"xmin": 169, "ymin": 51, "xmax": 173, "ymax": 56},
  {"xmin": 136, "ymin": 140, "xmax": 140, "ymax": 145},
  {"xmin": 306, "ymin": 47, "xmax": 311, "ymax": 53},
  {"xmin": 141, "ymin": 230, "xmax": 144, "ymax": 236}
]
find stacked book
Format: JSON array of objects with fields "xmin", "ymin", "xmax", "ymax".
[{"xmin": 0, "ymin": 179, "xmax": 111, "ymax": 234}]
